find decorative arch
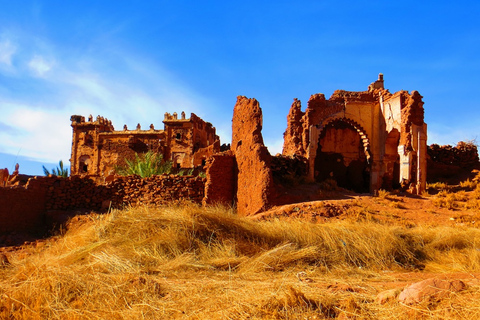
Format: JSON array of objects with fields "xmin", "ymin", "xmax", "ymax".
[
  {"xmin": 313, "ymin": 117, "xmax": 372, "ymax": 193},
  {"xmin": 316, "ymin": 117, "xmax": 372, "ymax": 163}
]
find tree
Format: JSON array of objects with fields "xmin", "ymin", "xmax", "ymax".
[{"xmin": 43, "ymin": 160, "xmax": 69, "ymax": 178}]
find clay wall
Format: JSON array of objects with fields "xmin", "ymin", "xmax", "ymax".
[
  {"xmin": 282, "ymin": 98, "xmax": 305, "ymax": 156},
  {"xmin": 45, "ymin": 175, "xmax": 205, "ymax": 210},
  {"xmin": 163, "ymin": 112, "xmax": 220, "ymax": 169},
  {"xmin": 0, "ymin": 178, "xmax": 47, "ymax": 233},
  {"xmin": 165, "ymin": 121, "xmax": 194, "ymax": 168},
  {"xmin": 202, "ymin": 152, "xmax": 237, "ymax": 206},
  {"xmin": 428, "ymin": 142, "xmax": 479, "ymax": 167},
  {"xmin": 190, "ymin": 113, "xmax": 218, "ymax": 151},
  {"xmin": 98, "ymin": 133, "xmax": 166, "ymax": 176},
  {"xmin": 1, "ymin": 174, "xmax": 205, "ymax": 234},
  {"xmin": 193, "ymin": 140, "xmax": 221, "ymax": 168},
  {"xmin": 108, "ymin": 175, "xmax": 205, "ymax": 207},
  {"xmin": 427, "ymin": 142, "xmax": 479, "ymax": 182},
  {"xmin": 271, "ymin": 154, "xmax": 308, "ymax": 183},
  {"xmin": 232, "ymin": 96, "xmax": 275, "ymax": 216}
]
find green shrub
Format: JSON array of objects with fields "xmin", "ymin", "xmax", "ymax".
[{"xmin": 116, "ymin": 151, "xmax": 172, "ymax": 178}]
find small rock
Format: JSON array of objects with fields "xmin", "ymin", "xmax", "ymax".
[{"xmin": 398, "ymin": 278, "xmax": 466, "ymax": 304}]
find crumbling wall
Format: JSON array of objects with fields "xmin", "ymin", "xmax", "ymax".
[
  {"xmin": 99, "ymin": 135, "xmax": 166, "ymax": 175},
  {"xmin": 107, "ymin": 175, "xmax": 205, "ymax": 207},
  {"xmin": 1, "ymin": 174, "xmax": 206, "ymax": 234},
  {"xmin": 428, "ymin": 142, "xmax": 479, "ymax": 167},
  {"xmin": 283, "ymin": 90, "xmax": 377, "ymax": 159},
  {"xmin": 193, "ymin": 140, "xmax": 221, "ymax": 167},
  {"xmin": 281, "ymin": 75, "xmax": 427, "ymax": 194},
  {"xmin": 282, "ymin": 98, "xmax": 305, "ymax": 156},
  {"xmin": 427, "ymin": 142, "xmax": 479, "ymax": 181},
  {"xmin": 0, "ymin": 178, "xmax": 47, "ymax": 233},
  {"xmin": 45, "ymin": 175, "xmax": 205, "ymax": 210},
  {"xmin": 202, "ymin": 151, "xmax": 237, "ymax": 206},
  {"xmin": 232, "ymin": 96, "xmax": 275, "ymax": 216},
  {"xmin": 44, "ymin": 176, "xmax": 111, "ymax": 211},
  {"xmin": 400, "ymin": 90, "xmax": 425, "ymax": 150}
]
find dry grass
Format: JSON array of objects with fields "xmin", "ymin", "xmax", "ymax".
[{"xmin": 2, "ymin": 203, "xmax": 480, "ymax": 318}]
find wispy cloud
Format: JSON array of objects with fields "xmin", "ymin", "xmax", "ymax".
[
  {"xmin": 0, "ymin": 104, "xmax": 71, "ymax": 162},
  {"xmin": 0, "ymin": 39, "xmax": 16, "ymax": 66},
  {"xmin": 28, "ymin": 55, "xmax": 54, "ymax": 77},
  {"xmin": 0, "ymin": 31, "xmax": 220, "ymax": 165}
]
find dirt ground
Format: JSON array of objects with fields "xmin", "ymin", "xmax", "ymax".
[{"xmin": 255, "ymin": 189, "xmax": 477, "ymax": 227}]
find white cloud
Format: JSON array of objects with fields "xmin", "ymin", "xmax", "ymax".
[
  {"xmin": 0, "ymin": 39, "xmax": 16, "ymax": 67},
  {"xmin": 28, "ymin": 55, "xmax": 54, "ymax": 77},
  {"xmin": 0, "ymin": 35, "xmax": 219, "ymax": 165},
  {"xmin": 0, "ymin": 102, "xmax": 71, "ymax": 162}
]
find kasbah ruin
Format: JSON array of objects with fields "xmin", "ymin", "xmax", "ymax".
[{"xmin": 1, "ymin": 74, "xmax": 479, "ymax": 236}]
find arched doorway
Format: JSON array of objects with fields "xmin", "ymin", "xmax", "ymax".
[{"xmin": 314, "ymin": 119, "xmax": 371, "ymax": 193}]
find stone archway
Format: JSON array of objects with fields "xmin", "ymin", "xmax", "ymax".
[{"xmin": 314, "ymin": 118, "xmax": 371, "ymax": 193}]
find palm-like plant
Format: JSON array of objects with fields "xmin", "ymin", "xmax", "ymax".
[
  {"xmin": 116, "ymin": 151, "xmax": 172, "ymax": 178},
  {"xmin": 43, "ymin": 160, "xmax": 69, "ymax": 178}
]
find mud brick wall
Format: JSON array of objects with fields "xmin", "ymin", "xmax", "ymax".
[
  {"xmin": 0, "ymin": 178, "xmax": 47, "ymax": 233},
  {"xmin": 2, "ymin": 174, "xmax": 205, "ymax": 234},
  {"xmin": 45, "ymin": 176, "xmax": 112, "ymax": 211},
  {"xmin": 45, "ymin": 175, "xmax": 205, "ymax": 210},
  {"xmin": 203, "ymin": 152, "xmax": 236, "ymax": 206},
  {"xmin": 108, "ymin": 174, "xmax": 205, "ymax": 207},
  {"xmin": 231, "ymin": 96, "xmax": 275, "ymax": 216},
  {"xmin": 428, "ymin": 142, "xmax": 479, "ymax": 167}
]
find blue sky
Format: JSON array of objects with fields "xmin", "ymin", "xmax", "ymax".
[{"xmin": 0, "ymin": 1, "xmax": 479, "ymax": 175}]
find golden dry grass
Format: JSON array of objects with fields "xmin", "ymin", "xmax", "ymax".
[{"xmin": 1, "ymin": 203, "xmax": 480, "ymax": 319}]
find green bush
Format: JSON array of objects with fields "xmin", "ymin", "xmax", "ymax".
[{"xmin": 116, "ymin": 151, "xmax": 172, "ymax": 178}]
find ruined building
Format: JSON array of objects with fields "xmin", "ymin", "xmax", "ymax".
[
  {"xmin": 283, "ymin": 74, "xmax": 427, "ymax": 193},
  {"xmin": 70, "ymin": 112, "xmax": 220, "ymax": 177}
]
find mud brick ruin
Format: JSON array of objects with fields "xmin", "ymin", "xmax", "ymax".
[
  {"xmin": 8, "ymin": 74, "xmax": 479, "ymax": 236},
  {"xmin": 283, "ymin": 74, "xmax": 427, "ymax": 193},
  {"xmin": 70, "ymin": 112, "xmax": 220, "ymax": 177}
]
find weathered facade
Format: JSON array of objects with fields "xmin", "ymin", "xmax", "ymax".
[
  {"xmin": 283, "ymin": 74, "xmax": 427, "ymax": 193},
  {"xmin": 70, "ymin": 112, "xmax": 220, "ymax": 177}
]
